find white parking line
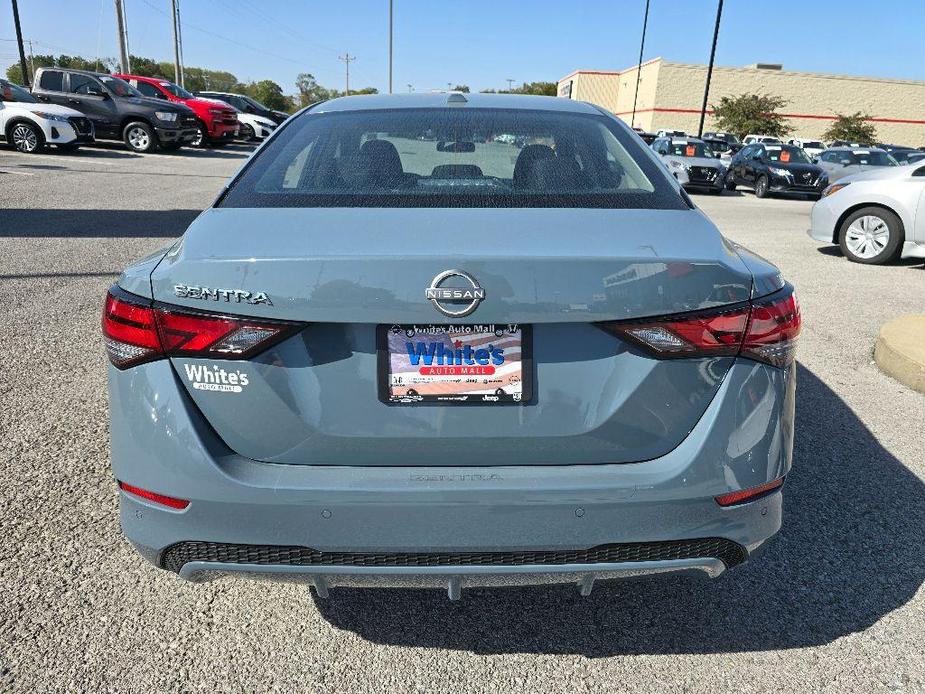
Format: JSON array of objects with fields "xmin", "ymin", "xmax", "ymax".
[{"xmin": 0, "ymin": 168, "xmax": 35, "ymax": 176}]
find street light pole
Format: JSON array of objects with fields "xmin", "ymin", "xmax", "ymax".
[
  {"xmin": 11, "ymin": 0, "xmax": 30, "ymax": 86},
  {"xmin": 630, "ymin": 0, "xmax": 650, "ymax": 129},
  {"xmin": 505, "ymin": 78, "xmax": 514, "ymax": 92},
  {"xmin": 698, "ymin": 0, "xmax": 724, "ymax": 137}
]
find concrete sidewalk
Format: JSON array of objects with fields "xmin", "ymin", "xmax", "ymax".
[{"xmin": 874, "ymin": 315, "xmax": 925, "ymax": 394}]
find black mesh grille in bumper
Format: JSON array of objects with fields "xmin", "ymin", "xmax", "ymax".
[{"xmin": 161, "ymin": 538, "xmax": 748, "ymax": 574}]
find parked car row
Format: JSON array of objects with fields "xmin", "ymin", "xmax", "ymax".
[{"xmin": 0, "ymin": 68, "xmax": 289, "ymax": 154}]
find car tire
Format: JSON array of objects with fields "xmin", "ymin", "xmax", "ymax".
[
  {"xmin": 123, "ymin": 121, "xmax": 158, "ymax": 153},
  {"xmin": 56, "ymin": 142, "xmax": 80, "ymax": 152},
  {"xmin": 724, "ymin": 174, "xmax": 736, "ymax": 191},
  {"xmin": 838, "ymin": 207, "xmax": 904, "ymax": 265},
  {"xmin": 191, "ymin": 121, "xmax": 208, "ymax": 148},
  {"xmin": 9, "ymin": 121, "xmax": 44, "ymax": 153},
  {"xmin": 240, "ymin": 123, "xmax": 256, "ymax": 141},
  {"xmin": 755, "ymin": 175, "xmax": 769, "ymax": 198}
]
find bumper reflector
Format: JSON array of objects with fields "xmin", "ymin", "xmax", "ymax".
[
  {"xmin": 715, "ymin": 477, "xmax": 785, "ymax": 507},
  {"xmin": 118, "ymin": 481, "xmax": 190, "ymax": 510}
]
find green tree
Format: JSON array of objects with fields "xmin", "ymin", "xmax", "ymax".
[
  {"xmin": 242, "ymin": 79, "xmax": 290, "ymax": 111},
  {"xmin": 480, "ymin": 81, "xmax": 557, "ymax": 96},
  {"xmin": 6, "ymin": 54, "xmax": 114, "ymax": 84},
  {"xmin": 822, "ymin": 112, "xmax": 877, "ymax": 145},
  {"xmin": 710, "ymin": 93, "xmax": 792, "ymax": 140},
  {"xmin": 451, "ymin": 84, "xmax": 470, "ymax": 93},
  {"xmin": 295, "ymin": 72, "xmax": 336, "ymax": 106}
]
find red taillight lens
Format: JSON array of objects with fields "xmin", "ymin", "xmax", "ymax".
[
  {"xmin": 102, "ymin": 287, "xmax": 300, "ymax": 369},
  {"xmin": 102, "ymin": 292, "xmax": 161, "ymax": 367},
  {"xmin": 598, "ymin": 287, "xmax": 800, "ymax": 368},
  {"xmin": 741, "ymin": 291, "xmax": 801, "ymax": 368},
  {"xmin": 118, "ymin": 481, "xmax": 189, "ymax": 509},
  {"xmin": 715, "ymin": 477, "xmax": 785, "ymax": 507}
]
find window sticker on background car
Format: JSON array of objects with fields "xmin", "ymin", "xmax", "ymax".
[
  {"xmin": 686, "ymin": 145, "xmax": 696, "ymax": 157},
  {"xmin": 780, "ymin": 151, "xmax": 791, "ymax": 162}
]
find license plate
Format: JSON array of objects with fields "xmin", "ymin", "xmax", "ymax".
[{"xmin": 378, "ymin": 324, "xmax": 531, "ymax": 404}]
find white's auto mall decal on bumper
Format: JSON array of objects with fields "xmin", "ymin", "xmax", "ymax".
[{"xmin": 184, "ymin": 364, "xmax": 249, "ymax": 393}]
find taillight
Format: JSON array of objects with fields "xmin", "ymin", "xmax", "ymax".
[
  {"xmin": 102, "ymin": 286, "xmax": 301, "ymax": 369},
  {"xmin": 740, "ymin": 291, "xmax": 801, "ymax": 368},
  {"xmin": 597, "ymin": 286, "xmax": 800, "ymax": 368}
]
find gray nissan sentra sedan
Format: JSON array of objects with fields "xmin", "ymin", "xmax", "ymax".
[{"xmin": 104, "ymin": 93, "xmax": 800, "ymax": 599}]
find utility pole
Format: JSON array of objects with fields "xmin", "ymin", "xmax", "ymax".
[
  {"xmin": 176, "ymin": 0, "xmax": 185, "ymax": 88},
  {"xmin": 388, "ymin": 0, "xmax": 393, "ymax": 94},
  {"xmin": 407, "ymin": 83, "xmax": 413, "ymax": 93},
  {"xmin": 26, "ymin": 39, "xmax": 35, "ymax": 83},
  {"xmin": 11, "ymin": 0, "xmax": 29, "ymax": 86},
  {"xmin": 698, "ymin": 0, "xmax": 724, "ymax": 137},
  {"xmin": 171, "ymin": 0, "xmax": 182, "ymax": 85},
  {"xmin": 447, "ymin": 82, "xmax": 452, "ymax": 91},
  {"xmin": 505, "ymin": 78, "xmax": 515, "ymax": 92},
  {"xmin": 113, "ymin": 0, "xmax": 131, "ymax": 73},
  {"xmin": 631, "ymin": 0, "xmax": 650, "ymax": 129},
  {"xmin": 339, "ymin": 53, "xmax": 355, "ymax": 95}
]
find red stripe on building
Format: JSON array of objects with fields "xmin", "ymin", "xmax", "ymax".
[{"xmin": 613, "ymin": 106, "xmax": 925, "ymax": 126}]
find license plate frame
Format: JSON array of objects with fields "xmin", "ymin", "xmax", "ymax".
[{"xmin": 377, "ymin": 324, "xmax": 532, "ymax": 405}]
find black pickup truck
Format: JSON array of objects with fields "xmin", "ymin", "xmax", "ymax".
[{"xmin": 31, "ymin": 68, "xmax": 198, "ymax": 152}]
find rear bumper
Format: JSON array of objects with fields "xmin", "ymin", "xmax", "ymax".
[{"xmin": 110, "ymin": 358, "xmax": 794, "ymax": 592}]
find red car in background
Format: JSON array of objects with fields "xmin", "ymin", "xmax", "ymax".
[{"xmin": 113, "ymin": 74, "xmax": 239, "ymax": 147}]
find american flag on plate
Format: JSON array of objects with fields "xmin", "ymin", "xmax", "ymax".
[{"xmin": 386, "ymin": 324, "xmax": 524, "ymax": 402}]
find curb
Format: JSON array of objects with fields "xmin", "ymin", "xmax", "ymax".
[{"xmin": 874, "ymin": 314, "xmax": 925, "ymax": 395}]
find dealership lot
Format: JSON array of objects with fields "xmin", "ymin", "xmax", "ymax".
[{"xmin": 1, "ymin": 145, "xmax": 923, "ymax": 692}]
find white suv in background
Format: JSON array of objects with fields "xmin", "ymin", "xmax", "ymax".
[
  {"xmin": 0, "ymin": 78, "xmax": 94, "ymax": 153},
  {"xmin": 788, "ymin": 138, "xmax": 827, "ymax": 158}
]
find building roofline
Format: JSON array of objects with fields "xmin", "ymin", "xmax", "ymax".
[{"xmin": 558, "ymin": 58, "xmax": 663, "ymax": 84}]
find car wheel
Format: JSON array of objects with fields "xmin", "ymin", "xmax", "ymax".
[
  {"xmin": 724, "ymin": 174, "xmax": 736, "ymax": 191},
  {"xmin": 123, "ymin": 121, "xmax": 157, "ymax": 153},
  {"xmin": 754, "ymin": 175, "xmax": 769, "ymax": 198},
  {"xmin": 240, "ymin": 123, "xmax": 256, "ymax": 141},
  {"xmin": 10, "ymin": 122, "xmax": 44, "ymax": 153},
  {"xmin": 838, "ymin": 207, "xmax": 904, "ymax": 265},
  {"xmin": 191, "ymin": 122, "xmax": 208, "ymax": 148}
]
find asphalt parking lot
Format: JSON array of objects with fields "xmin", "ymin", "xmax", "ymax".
[{"xmin": 2, "ymin": 144, "xmax": 923, "ymax": 693}]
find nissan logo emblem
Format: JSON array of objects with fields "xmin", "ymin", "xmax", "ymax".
[{"xmin": 425, "ymin": 270, "xmax": 485, "ymax": 317}]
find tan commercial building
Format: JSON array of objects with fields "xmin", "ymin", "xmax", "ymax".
[{"xmin": 557, "ymin": 58, "xmax": 925, "ymax": 145}]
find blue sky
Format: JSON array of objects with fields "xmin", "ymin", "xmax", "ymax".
[{"xmin": 2, "ymin": 0, "xmax": 924, "ymax": 94}]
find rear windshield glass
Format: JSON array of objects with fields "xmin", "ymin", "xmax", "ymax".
[
  {"xmin": 764, "ymin": 145, "xmax": 812, "ymax": 164},
  {"xmin": 844, "ymin": 151, "xmax": 897, "ymax": 166},
  {"xmin": 219, "ymin": 107, "xmax": 685, "ymax": 209}
]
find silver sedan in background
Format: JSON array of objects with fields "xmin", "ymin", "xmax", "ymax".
[
  {"xmin": 815, "ymin": 146, "xmax": 899, "ymax": 182},
  {"xmin": 809, "ymin": 161, "xmax": 925, "ymax": 264}
]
